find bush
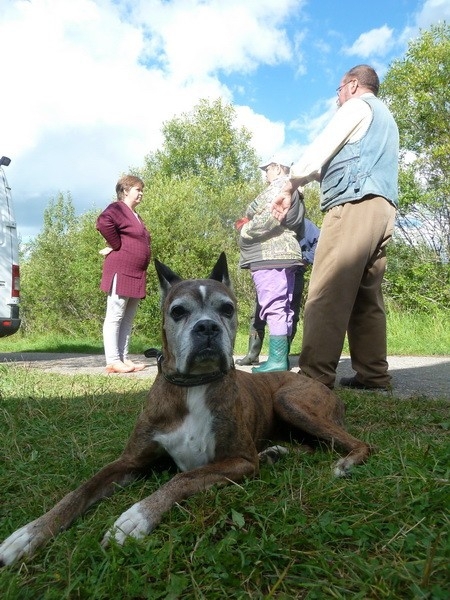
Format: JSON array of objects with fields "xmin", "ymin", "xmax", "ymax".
[{"xmin": 384, "ymin": 241, "xmax": 450, "ymax": 312}]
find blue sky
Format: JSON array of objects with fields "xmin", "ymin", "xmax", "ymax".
[{"xmin": 1, "ymin": 0, "xmax": 448, "ymax": 241}]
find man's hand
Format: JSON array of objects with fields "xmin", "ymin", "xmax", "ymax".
[{"xmin": 271, "ymin": 189, "xmax": 292, "ymax": 222}]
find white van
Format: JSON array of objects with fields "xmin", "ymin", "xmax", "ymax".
[{"xmin": 0, "ymin": 156, "xmax": 21, "ymax": 337}]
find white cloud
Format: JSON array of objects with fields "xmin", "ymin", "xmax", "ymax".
[
  {"xmin": 0, "ymin": 0, "xmax": 303, "ymax": 240},
  {"xmin": 399, "ymin": 0, "xmax": 450, "ymax": 45},
  {"xmin": 415, "ymin": 0, "xmax": 450, "ymax": 28},
  {"xmin": 344, "ymin": 25, "xmax": 394, "ymax": 58},
  {"xmin": 288, "ymin": 96, "xmax": 338, "ymax": 146},
  {"xmin": 235, "ymin": 106, "xmax": 286, "ymax": 160},
  {"xmin": 131, "ymin": 0, "xmax": 296, "ymax": 78}
]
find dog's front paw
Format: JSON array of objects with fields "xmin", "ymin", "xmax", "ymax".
[
  {"xmin": 101, "ymin": 503, "xmax": 154, "ymax": 547},
  {"xmin": 333, "ymin": 444, "xmax": 373, "ymax": 477},
  {"xmin": 0, "ymin": 520, "xmax": 45, "ymax": 566},
  {"xmin": 333, "ymin": 457, "xmax": 353, "ymax": 477}
]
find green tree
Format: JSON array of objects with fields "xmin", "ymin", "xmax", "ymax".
[
  {"xmin": 385, "ymin": 241, "xmax": 450, "ymax": 312},
  {"xmin": 133, "ymin": 174, "xmax": 258, "ymax": 340},
  {"xmin": 302, "ymin": 184, "xmax": 322, "ymax": 227},
  {"xmin": 21, "ymin": 193, "xmax": 75, "ymax": 334},
  {"xmin": 132, "ymin": 98, "xmax": 265, "ymax": 339},
  {"xmin": 143, "ymin": 98, "xmax": 261, "ymax": 191},
  {"xmin": 21, "ymin": 194, "xmax": 104, "ymax": 338},
  {"xmin": 381, "ymin": 23, "xmax": 450, "ymax": 260}
]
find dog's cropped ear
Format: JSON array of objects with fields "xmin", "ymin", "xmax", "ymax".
[
  {"xmin": 208, "ymin": 252, "xmax": 231, "ymax": 288},
  {"xmin": 154, "ymin": 258, "xmax": 183, "ymax": 296}
]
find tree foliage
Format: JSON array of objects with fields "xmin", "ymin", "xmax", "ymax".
[
  {"xmin": 144, "ymin": 98, "xmax": 261, "ymax": 192},
  {"xmin": 133, "ymin": 99, "xmax": 265, "ymax": 339},
  {"xmin": 381, "ymin": 23, "xmax": 449, "ymax": 202},
  {"xmin": 385, "ymin": 241, "xmax": 450, "ymax": 312},
  {"xmin": 133, "ymin": 173, "xmax": 260, "ymax": 340},
  {"xmin": 381, "ymin": 23, "xmax": 450, "ymax": 261},
  {"xmin": 20, "ymin": 194, "xmax": 104, "ymax": 337}
]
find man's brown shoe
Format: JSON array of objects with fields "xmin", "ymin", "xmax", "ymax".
[{"xmin": 339, "ymin": 376, "xmax": 389, "ymax": 391}]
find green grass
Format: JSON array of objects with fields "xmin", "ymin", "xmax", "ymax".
[
  {"xmin": 0, "ymin": 365, "xmax": 448, "ymax": 599},
  {"xmin": 238, "ymin": 309, "xmax": 450, "ymax": 357},
  {"xmin": 1, "ymin": 309, "xmax": 449, "ymax": 357}
]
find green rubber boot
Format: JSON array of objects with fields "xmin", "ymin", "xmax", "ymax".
[{"xmin": 252, "ymin": 335, "xmax": 289, "ymax": 373}]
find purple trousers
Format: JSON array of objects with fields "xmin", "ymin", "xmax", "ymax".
[{"xmin": 251, "ymin": 267, "xmax": 297, "ymax": 336}]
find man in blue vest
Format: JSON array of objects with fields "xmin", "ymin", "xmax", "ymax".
[{"xmin": 272, "ymin": 64, "xmax": 399, "ymax": 390}]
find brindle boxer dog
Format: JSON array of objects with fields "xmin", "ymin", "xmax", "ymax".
[{"xmin": 0, "ymin": 253, "xmax": 372, "ymax": 566}]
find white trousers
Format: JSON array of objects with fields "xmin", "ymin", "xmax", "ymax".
[{"xmin": 103, "ymin": 275, "xmax": 140, "ymax": 365}]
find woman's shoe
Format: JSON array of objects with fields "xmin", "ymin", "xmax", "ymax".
[
  {"xmin": 123, "ymin": 359, "xmax": 146, "ymax": 372},
  {"xmin": 105, "ymin": 361, "xmax": 134, "ymax": 374}
]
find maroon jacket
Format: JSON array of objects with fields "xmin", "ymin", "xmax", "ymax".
[{"xmin": 96, "ymin": 201, "xmax": 151, "ymax": 299}]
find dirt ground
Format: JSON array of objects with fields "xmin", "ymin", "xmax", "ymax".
[{"xmin": 0, "ymin": 352, "xmax": 448, "ymax": 399}]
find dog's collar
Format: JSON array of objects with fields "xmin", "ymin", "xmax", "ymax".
[{"xmin": 143, "ymin": 347, "xmax": 231, "ymax": 387}]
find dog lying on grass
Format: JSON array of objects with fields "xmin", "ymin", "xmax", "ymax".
[{"xmin": 0, "ymin": 252, "xmax": 372, "ymax": 566}]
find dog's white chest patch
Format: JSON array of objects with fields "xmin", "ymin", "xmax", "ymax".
[{"xmin": 153, "ymin": 387, "xmax": 216, "ymax": 472}]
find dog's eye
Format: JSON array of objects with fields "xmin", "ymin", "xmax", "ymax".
[
  {"xmin": 220, "ymin": 302, "xmax": 235, "ymax": 319},
  {"xmin": 170, "ymin": 305, "xmax": 188, "ymax": 321}
]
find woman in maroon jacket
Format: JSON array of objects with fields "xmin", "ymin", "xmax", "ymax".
[{"xmin": 96, "ymin": 175, "xmax": 151, "ymax": 373}]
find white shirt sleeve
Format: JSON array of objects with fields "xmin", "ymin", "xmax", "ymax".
[{"xmin": 290, "ymin": 95, "xmax": 373, "ymax": 185}]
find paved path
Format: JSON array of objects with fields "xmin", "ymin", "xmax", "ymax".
[{"xmin": 1, "ymin": 352, "xmax": 448, "ymax": 398}]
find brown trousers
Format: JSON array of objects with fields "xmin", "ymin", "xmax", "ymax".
[{"xmin": 299, "ymin": 196, "xmax": 396, "ymax": 388}]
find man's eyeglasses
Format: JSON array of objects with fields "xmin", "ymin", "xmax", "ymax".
[{"xmin": 336, "ymin": 79, "xmax": 356, "ymax": 96}]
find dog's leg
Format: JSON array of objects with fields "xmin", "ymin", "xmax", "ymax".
[
  {"xmin": 102, "ymin": 456, "xmax": 257, "ymax": 546},
  {"xmin": 274, "ymin": 392, "xmax": 373, "ymax": 476},
  {"xmin": 0, "ymin": 457, "xmax": 147, "ymax": 566}
]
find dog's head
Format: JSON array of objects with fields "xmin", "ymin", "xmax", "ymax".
[{"xmin": 154, "ymin": 252, "xmax": 237, "ymax": 379}]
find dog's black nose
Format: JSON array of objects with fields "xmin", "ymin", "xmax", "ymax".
[{"xmin": 193, "ymin": 319, "xmax": 221, "ymax": 339}]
